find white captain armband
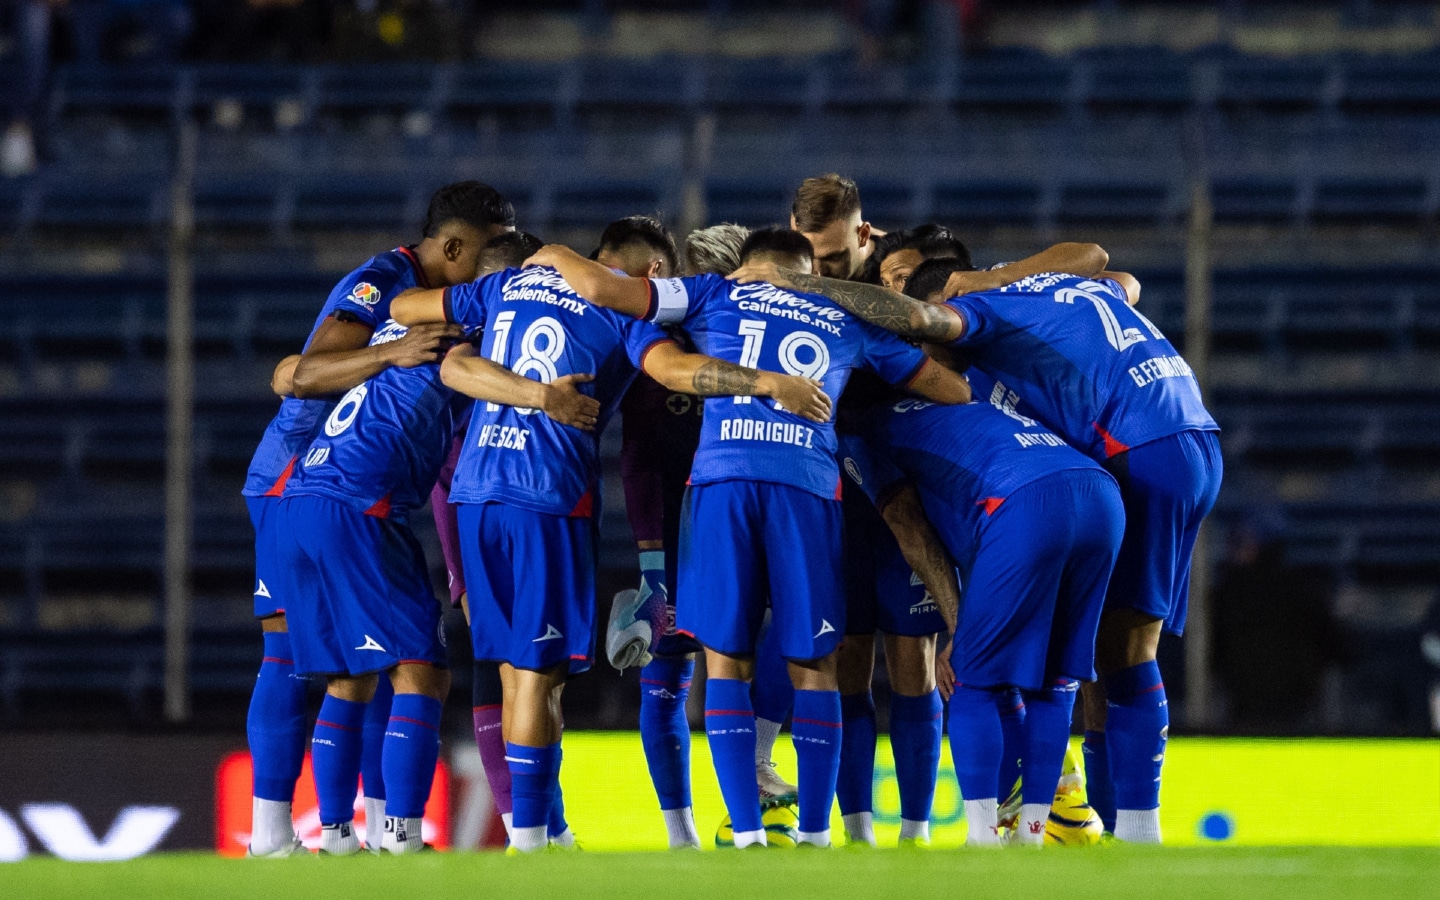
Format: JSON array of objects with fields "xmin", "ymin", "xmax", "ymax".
[{"xmin": 647, "ymin": 278, "xmax": 690, "ymax": 324}]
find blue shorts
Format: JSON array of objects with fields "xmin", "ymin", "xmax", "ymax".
[
  {"xmin": 247, "ymin": 496, "xmax": 284, "ymax": 619},
  {"xmin": 677, "ymin": 481, "xmax": 845, "ymax": 661},
  {"xmin": 1104, "ymin": 429, "xmax": 1223, "ymax": 635},
  {"xmin": 843, "ymin": 491, "xmax": 946, "ymax": 637},
  {"xmin": 935, "ymin": 468, "xmax": 1124, "ymax": 691},
  {"xmin": 458, "ymin": 502, "xmax": 597, "ymax": 675},
  {"xmin": 275, "ymin": 496, "xmax": 448, "ymax": 677}
]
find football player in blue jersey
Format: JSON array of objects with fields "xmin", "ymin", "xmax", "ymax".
[
  {"xmin": 389, "ymin": 223, "xmax": 832, "ymax": 853},
  {"xmin": 837, "ymin": 377, "xmax": 1125, "ymax": 846},
  {"xmin": 528, "ymin": 226, "xmax": 972, "ymax": 848},
  {"xmin": 241, "ymin": 181, "xmax": 514, "ymax": 857},
  {"xmin": 743, "ymin": 253, "xmax": 1222, "ymax": 844}
]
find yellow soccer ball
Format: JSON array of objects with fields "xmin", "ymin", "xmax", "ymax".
[
  {"xmin": 1044, "ymin": 791, "xmax": 1104, "ymax": 847},
  {"xmin": 715, "ymin": 805, "xmax": 800, "ymax": 848}
]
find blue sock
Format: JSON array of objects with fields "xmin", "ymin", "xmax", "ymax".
[
  {"xmin": 1019, "ymin": 681, "xmax": 1077, "ymax": 806},
  {"xmin": 791, "ymin": 689, "xmax": 842, "ymax": 835},
  {"xmin": 549, "ymin": 746, "xmax": 569, "ymax": 837},
  {"xmin": 1083, "ymin": 730, "xmax": 1116, "ymax": 832},
  {"xmin": 312, "ymin": 694, "xmax": 367, "ymax": 825},
  {"xmin": 507, "ymin": 742, "xmax": 560, "ymax": 830},
  {"xmin": 890, "ymin": 690, "xmax": 942, "ymax": 824},
  {"xmin": 382, "ymin": 693, "xmax": 443, "ymax": 819},
  {"xmin": 361, "ymin": 675, "xmax": 394, "ymax": 803},
  {"xmin": 836, "ymin": 692, "xmax": 876, "ymax": 815},
  {"xmin": 639, "ymin": 656, "xmax": 694, "ymax": 810},
  {"xmin": 1104, "ymin": 661, "xmax": 1168, "ymax": 812},
  {"xmin": 998, "ymin": 688, "xmax": 1026, "ymax": 800},
  {"xmin": 247, "ymin": 631, "xmax": 308, "ymax": 802},
  {"xmin": 946, "ymin": 685, "xmax": 1003, "ymax": 800},
  {"xmin": 751, "ymin": 626, "xmax": 794, "ymax": 724},
  {"xmin": 704, "ymin": 678, "xmax": 762, "ymax": 833}
]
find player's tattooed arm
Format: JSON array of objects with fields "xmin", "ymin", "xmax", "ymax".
[
  {"xmin": 526, "ymin": 244, "xmax": 653, "ymax": 319},
  {"xmin": 440, "ymin": 344, "xmax": 600, "ymax": 431},
  {"xmin": 730, "ymin": 263, "xmax": 964, "ymax": 342},
  {"xmin": 642, "ymin": 342, "xmax": 832, "ymax": 423},
  {"xmin": 942, "ymin": 242, "xmax": 1109, "ymax": 298},
  {"xmin": 905, "ymin": 357, "xmax": 973, "ymax": 405},
  {"xmin": 270, "ymin": 354, "xmax": 301, "ymax": 397}
]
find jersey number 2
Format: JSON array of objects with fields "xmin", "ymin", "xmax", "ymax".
[
  {"xmin": 486, "ymin": 312, "xmax": 566, "ymax": 414},
  {"xmin": 1056, "ymin": 282, "xmax": 1163, "ymax": 352}
]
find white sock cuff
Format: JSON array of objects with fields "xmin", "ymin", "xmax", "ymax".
[
  {"xmin": 511, "ymin": 824, "xmax": 548, "ymax": 852},
  {"xmin": 1115, "ymin": 808, "xmax": 1163, "ymax": 843},
  {"xmin": 662, "ymin": 807, "xmax": 700, "ymax": 849},
  {"xmin": 899, "ymin": 818, "xmax": 930, "ymax": 840},
  {"xmin": 732, "ymin": 828, "xmax": 767, "ymax": 849},
  {"xmin": 797, "ymin": 829, "xmax": 831, "ymax": 847}
]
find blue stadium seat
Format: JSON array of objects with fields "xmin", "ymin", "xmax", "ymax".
[
  {"xmin": 1214, "ymin": 57, "xmax": 1332, "ymax": 113},
  {"xmin": 705, "ymin": 58, "xmax": 818, "ymax": 112},
  {"xmin": 193, "ymin": 174, "xmax": 284, "ymax": 232},
  {"xmin": 1057, "ymin": 179, "xmax": 1172, "ymax": 224},
  {"xmin": 549, "ymin": 181, "xmax": 664, "ymax": 230},
  {"xmin": 705, "ymin": 178, "xmax": 793, "ymax": 228},
  {"xmin": 853, "ymin": 180, "xmax": 916, "ymax": 231},
  {"xmin": 952, "ymin": 49, "xmax": 1071, "ymax": 113},
  {"xmin": 315, "ymin": 64, "xmax": 438, "ymax": 114},
  {"xmin": 0, "ymin": 178, "xmax": 36, "ymax": 234},
  {"xmin": 292, "ymin": 175, "xmax": 416, "ymax": 231},
  {"xmin": 822, "ymin": 60, "xmax": 936, "ymax": 112},
  {"xmin": 444, "ymin": 61, "xmax": 573, "ymax": 123},
  {"xmin": 929, "ymin": 179, "xmax": 1042, "ymax": 226},
  {"xmin": 0, "ymin": 631, "xmax": 163, "ymax": 717},
  {"xmin": 574, "ymin": 56, "xmax": 698, "ymax": 117},
  {"xmin": 34, "ymin": 175, "xmax": 167, "ymax": 231},
  {"xmin": 1211, "ymin": 177, "xmax": 1299, "ymax": 223},
  {"xmin": 1080, "ymin": 49, "xmax": 1193, "ymax": 113},
  {"xmin": 1312, "ymin": 177, "xmax": 1428, "ymax": 223},
  {"xmin": 191, "ymin": 64, "xmax": 308, "ymax": 113},
  {"xmin": 1231, "ymin": 402, "xmax": 1373, "ymax": 467},
  {"xmin": 54, "ymin": 64, "xmax": 180, "ymax": 118},
  {"xmin": 1339, "ymin": 54, "xmax": 1440, "ymax": 113}
]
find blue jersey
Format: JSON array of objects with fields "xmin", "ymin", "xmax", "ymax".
[
  {"xmin": 841, "ymin": 393, "xmax": 1103, "ymax": 524},
  {"xmin": 647, "ymin": 273, "xmax": 928, "ymax": 499},
  {"xmin": 443, "ymin": 266, "xmax": 671, "ymax": 516},
  {"xmin": 281, "ymin": 319, "xmax": 462, "ymax": 522},
  {"xmin": 945, "ymin": 274, "xmax": 1217, "ymax": 462},
  {"xmin": 242, "ymin": 247, "xmax": 429, "ymax": 497}
]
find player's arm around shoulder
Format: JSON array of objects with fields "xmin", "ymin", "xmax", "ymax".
[
  {"xmin": 945, "ymin": 242, "xmax": 1110, "ymax": 297},
  {"xmin": 526, "ymin": 244, "xmax": 654, "ymax": 319},
  {"xmin": 439, "ymin": 343, "xmax": 600, "ymax": 431},
  {"xmin": 271, "ymin": 354, "xmax": 301, "ymax": 397},
  {"xmin": 730, "ymin": 262, "xmax": 963, "ymax": 343},
  {"xmin": 903, "ymin": 356, "xmax": 972, "ymax": 406},
  {"xmin": 1098, "ymin": 270, "xmax": 1141, "ymax": 306},
  {"xmin": 639, "ymin": 341, "xmax": 832, "ymax": 424}
]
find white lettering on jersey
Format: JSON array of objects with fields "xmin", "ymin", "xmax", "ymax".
[
  {"xmin": 729, "ymin": 282, "xmax": 845, "ymax": 336},
  {"xmin": 303, "ymin": 446, "xmax": 330, "ymax": 467},
  {"xmin": 476, "ymin": 424, "xmax": 530, "ymax": 451},
  {"xmin": 1128, "ymin": 354, "xmax": 1195, "ymax": 387},
  {"xmin": 987, "ymin": 381, "xmax": 1038, "ymax": 427},
  {"xmin": 1014, "ymin": 432, "xmax": 1069, "ymax": 448},
  {"xmin": 717, "ymin": 418, "xmax": 814, "ymax": 448},
  {"xmin": 500, "ymin": 269, "xmax": 588, "ymax": 316}
]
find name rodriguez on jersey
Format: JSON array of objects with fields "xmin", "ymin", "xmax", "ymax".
[{"xmin": 718, "ymin": 417, "xmax": 816, "ymax": 448}]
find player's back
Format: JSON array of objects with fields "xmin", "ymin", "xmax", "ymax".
[
  {"xmin": 244, "ymin": 247, "xmax": 428, "ymax": 496},
  {"xmin": 652, "ymin": 273, "xmax": 927, "ymax": 499},
  {"xmin": 945, "ymin": 273, "xmax": 1216, "ymax": 461},
  {"xmin": 446, "ymin": 265, "xmax": 670, "ymax": 516},
  {"xmin": 281, "ymin": 319, "xmax": 461, "ymax": 521}
]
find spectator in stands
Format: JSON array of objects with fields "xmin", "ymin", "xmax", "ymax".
[
  {"xmin": 2, "ymin": 0, "xmax": 55, "ymax": 177},
  {"xmin": 1212, "ymin": 509, "xmax": 1339, "ymax": 732},
  {"xmin": 69, "ymin": 0, "xmax": 191, "ymax": 64}
]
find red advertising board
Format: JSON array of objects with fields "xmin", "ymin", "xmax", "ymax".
[{"xmin": 215, "ymin": 753, "xmax": 449, "ymax": 856}]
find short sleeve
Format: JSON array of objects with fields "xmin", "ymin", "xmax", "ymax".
[
  {"xmin": 645, "ymin": 274, "xmax": 714, "ymax": 325},
  {"xmin": 443, "ymin": 269, "xmax": 507, "ymax": 330},
  {"xmin": 620, "ymin": 316, "xmax": 675, "ymax": 369},
  {"xmin": 861, "ymin": 325, "xmax": 929, "ymax": 387},
  {"xmin": 838, "ymin": 433, "xmax": 909, "ymax": 512},
  {"xmin": 942, "ymin": 297, "xmax": 984, "ymax": 347},
  {"xmin": 329, "ymin": 270, "xmax": 394, "ymax": 328}
]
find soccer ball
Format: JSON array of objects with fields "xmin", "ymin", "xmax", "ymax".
[
  {"xmin": 1044, "ymin": 791, "xmax": 1104, "ymax": 847},
  {"xmin": 715, "ymin": 805, "xmax": 800, "ymax": 848}
]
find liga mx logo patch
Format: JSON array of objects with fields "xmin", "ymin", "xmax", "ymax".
[{"xmin": 348, "ymin": 282, "xmax": 381, "ymax": 307}]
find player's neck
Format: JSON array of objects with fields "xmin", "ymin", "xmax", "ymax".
[{"xmin": 409, "ymin": 239, "xmax": 452, "ymax": 288}]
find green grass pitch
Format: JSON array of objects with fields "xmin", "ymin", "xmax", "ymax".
[{"xmin": 6, "ymin": 847, "xmax": 1437, "ymax": 900}]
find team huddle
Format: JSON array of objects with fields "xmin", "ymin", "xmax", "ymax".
[{"xmin": 239, "ymin": 174, "xmax": 1222, "ymax": 856}]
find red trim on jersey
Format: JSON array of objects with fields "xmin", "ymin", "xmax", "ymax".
[
  {"xmin": 569, "ymin": 654, "xmax": 590, "ymax": 661},
  {"xmin": 901, "ymin": 355, "xmax": 931, "ymax": 388},
  {"xmin": 1141, "ymin": 682, "xmax": 1166, "ymax": 694},
  {"xmin": 977, "ymin": 497, "xmax": 1006, "ymax": 516},
  {"xmin": 833, "ymin": 476, "xmax": 844, "ymax": 500},
  {"xmin": 705, "ymin": 709, "xmax": 753, "ymax": 717},
  {"xmin": 389, "ymin": 715, "xmax": 438, "ymax": 731},
  {"xmin": 644, "ymin": 279, "xmax": 659, "ymax": 320},
  {"xmin": 676, "ymin": 628, "xmax": 696, "ymax": 638},
  {"xmin": 637, "ymin": 337, "xmax": 676, "ymax": 374},
  {"xmin": 568, "ymin": 491, "xmax": 594, "ymax": 518},
  {"xmin": 397, "ymin": 245, "xmax": 430, "ymax": 289},
  {"xmin": 472, "ymin": 704, "xmax": 502, "ymax": 712},
  {"xmin": 364, "ymin": 494, "xmax": 393, "ymax": 518},
  {"xmin": 261, "ymin": 657, "xmax": 293, "ymax": 665},
  {"xmin": 1092, "ymin": 423, "xmax": 1131, "ymax": 458},
  {"xmin": 263, "ymin": 456, "xmax": 297, "ymax": 497}
]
